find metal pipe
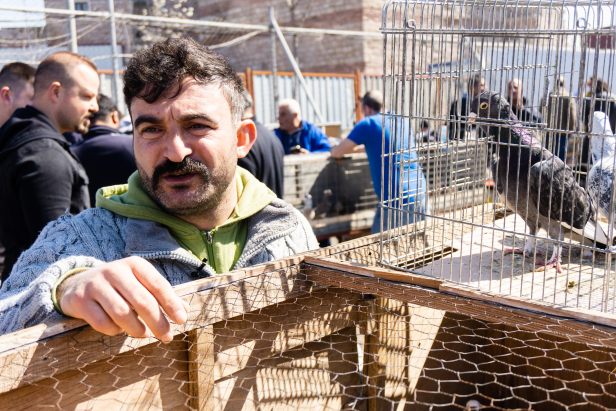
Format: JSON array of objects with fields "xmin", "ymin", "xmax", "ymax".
[
  {"xmin": 0, "ymin": 5, "xmax": 382, "ymax": 38},
  {"xmin": 269, "ymin": 8, "xmax": 279, "ymax": 119},
  {"xmin": 107, "ymin": 0, "xmax": 123, "ymax": 110},
  {"xmin": 269, "ymin": 9, "xmax": 325, "ymax": 123},
  {"xmin": 65, "ymin": 0, "xmax": 78, "ymax": 53}
]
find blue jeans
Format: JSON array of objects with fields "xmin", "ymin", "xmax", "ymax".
[{"xmin": 372, "ymin": 194, "xmax": 429, "ymax": 234}]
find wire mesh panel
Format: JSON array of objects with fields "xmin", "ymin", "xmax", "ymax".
[
  {"xmin": 379, "ymin": 0, "xmax": 616, "ymax": 314},
  {"xmin": 283, "ymin": 153, "xmax": 379, "ymax": 238},
  {"xmin": 3, "ymin": 242, "xmax": 616, "ymax": 410}
]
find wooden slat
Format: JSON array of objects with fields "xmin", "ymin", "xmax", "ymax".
[
  {"xmin": 304, "ymin": 256, "xmax": 443, "ymax": 289},
  {"xmin": 0, "ymin": 247, "xmax": 331, "ymax": 355},
  {"xmin": 0, "ymin": 265, "xmax": 311, "ymax": 395},
  {"xmin": 440, "ymin": 282, "xmax": 616, "ymax": 329},
  {"xmin": 188, "ymin": 326, "xmax": 215, "ymax": 411}
]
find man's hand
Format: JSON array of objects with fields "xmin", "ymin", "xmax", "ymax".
[{"xmin": 57, "ymin": 256, "xmax": 189, "ymax": 342}]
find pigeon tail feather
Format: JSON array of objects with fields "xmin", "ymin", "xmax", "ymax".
[{"xmin": 569, "ymin": 217, "xmax": 612, "ymax": 248}]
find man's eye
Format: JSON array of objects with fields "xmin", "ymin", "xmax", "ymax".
[{"xmin": 189, "ymin": 123, "xmax": 210, "ymax": 130}]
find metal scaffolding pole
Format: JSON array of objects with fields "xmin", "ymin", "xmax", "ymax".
[
  {"xmin": 107, "ymin": 0, "xmax": 123, "ymax": 109},
  {"xmin": 269, "ymin": 8, "xmax": 279, "ymax": 117},
  {"xmin": 65, "ymin": 0, "xmax": 78, "ymax": 53},
  {"xmin": 269, "ymin": 9, "xmax": 325, "ymax": 123}
]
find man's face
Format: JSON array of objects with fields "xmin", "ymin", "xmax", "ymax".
[
  {"xmin": 11, "ymin": 82, "xmax": 33, "ymax": 113},
  {"xmin": 131, "ymin": 80, "xmax": 238, "ymax": 218},
  {"xmin": 56, "ymin": 63, "xmax": 99, "ymax": 134},
  {"xmin": 471, "ymin": 78, "xmax": 485, "ymax": 97},
  {"xmin": 507, "ymin": 79, "xmax": 522, "ymax": 105},
  {"xmin": 278, "ymin": 105, "xmax": 296, "ymax": 132}
]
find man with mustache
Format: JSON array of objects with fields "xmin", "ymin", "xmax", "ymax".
[
  {"xmin": 0, "ymin": 52, "xmax": 98, "ymax": 282},
  {"xmin": 0, "ymin": 38, "xmax": 319, "ymax": 341}
]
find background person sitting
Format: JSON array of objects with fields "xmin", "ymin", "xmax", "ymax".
[
  {"xmin": 274, "ymin": 98, "xmax": 331, "ymax": 155},
  {"xmin": 0, "ymin": 62, "xmax": 35, "ymax": 128},
  {"xmin": 72, "ymin": 94, "xmax": 137, "ymax": 207}
]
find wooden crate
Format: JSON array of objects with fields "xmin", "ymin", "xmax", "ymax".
[{"xmin": 2, "ymin": 233, "xmax": 616, "ymax": 410}]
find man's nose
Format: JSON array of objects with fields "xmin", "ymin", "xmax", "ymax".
[{"xmin": 164, "ymin": 131, "xmax": 192, "ymax": 163}]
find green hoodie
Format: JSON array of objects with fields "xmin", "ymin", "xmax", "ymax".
[{"xmin": 95, "ymin": 167, "xmax": 276, "ymax": 274}]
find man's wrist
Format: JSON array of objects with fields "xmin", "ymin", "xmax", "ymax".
[{"xmin": 52, "ymin": 268, "xmax": 90, "ymax": 316}]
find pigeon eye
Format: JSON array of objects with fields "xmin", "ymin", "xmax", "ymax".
[{"xmin": 480, "ymin": 102, "xmax": 489, "ymax": 110}]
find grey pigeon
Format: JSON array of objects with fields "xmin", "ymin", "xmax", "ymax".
[
  {"xmin": 470, "ymin": 91, "xmax": 612, "ymax": 272},
  {"xmin": 587, "ymin": 111, "xmax": 616, "ymax": 224}
]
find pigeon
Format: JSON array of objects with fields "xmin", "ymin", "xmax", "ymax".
[
  {"xmin": 314, "ymin": 189, "xmax": 333, "ymax": 219},
  {"xmin": 470, "ymin": 91, "xmax": 612, "ymax": 272},
  {"xmin": 301, "ymin": 193, "xmax": 315, "ymax": 220},
  {"xmin": 587, "ymin": 111, "xmax": 616, "ymax": 223}
]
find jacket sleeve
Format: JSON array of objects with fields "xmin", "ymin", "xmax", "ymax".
[
  {"xmin": 308, "ymin": 126, "xmax": 332, "ymax": 153},
  {"xmin": 16, "ymin": 143, "xmax": 87, "ymax": 244},
  {"xmin": 0, "ymin": 213, "xmax": 109, "ymax": 335}
]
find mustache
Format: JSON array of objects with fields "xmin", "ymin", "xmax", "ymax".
[{"xmin": 152, "ymin": 157, "xmax": 209, "ymax": 186}]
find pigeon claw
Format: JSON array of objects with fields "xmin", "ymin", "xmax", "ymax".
[
  {"xmin": 504, "ymin": 247, "xmax": 543, "ymax": 258},
  {"xmin": 535, "ymin": 258, "xmax": 564, "ymax": 273}
]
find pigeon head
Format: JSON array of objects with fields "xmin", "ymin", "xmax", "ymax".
[{"xmin": 470, "ymin": 91, "xmax": 512, "ymax": 138}]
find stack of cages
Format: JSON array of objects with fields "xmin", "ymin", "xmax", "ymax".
[{"xmin": 379, "ymin": 0, "xmax": 616, "ymax": 312}]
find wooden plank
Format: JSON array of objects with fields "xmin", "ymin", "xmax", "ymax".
[
  {"xmin": 440, "ymin": 282, "xmax": 616, "ymax": 329},
  {"xmin": 0, "ymin": 288, "xmax": 363, "ymax": 410},
  {"xmin": 304, "ymin": 256, "xmax": 443, "ymax": 289},
  {"xmin": 0, "ymin": 247, "xmax": 331, "ymax": 355},
  {"xmin": 188, "ymin": 326, "xmax": 215, "ymax": 411},
  {"xmin": 0, "ymin": 336, "xmax": 190, "ymax": 410},
  {"xmin": 0, "ymin": 265, "xmax": 312, "ymax": 395}
]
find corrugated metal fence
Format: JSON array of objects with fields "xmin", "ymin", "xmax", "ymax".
[{"xmin": 98, "ymin": 70, "xmax": 383, "ymax": 131}]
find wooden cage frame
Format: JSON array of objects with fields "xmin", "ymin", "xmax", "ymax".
[{"xmin": 2, "ymin": 229, "xmax": 616, "ymax": 410}]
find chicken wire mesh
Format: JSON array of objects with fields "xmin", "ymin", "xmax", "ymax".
[
  {"xmin": 3, "ymin": 242, "xmax": 616, "ymax": 410},
  {"xmin": 379, "ymin": 0, "xmax": 616, "ymax": 314}
]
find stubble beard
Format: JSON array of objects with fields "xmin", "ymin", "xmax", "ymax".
[{"xmin": 138, "ymin": 156, "xmax": 235, "ymax": 218}]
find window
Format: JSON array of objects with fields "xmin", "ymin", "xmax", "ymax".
[{"xmin": 75, "ymin": 2, "xmax": 88, "ymax": 11}]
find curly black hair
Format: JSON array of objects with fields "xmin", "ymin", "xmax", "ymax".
[{"xmin": 123, "ymin": 37, "xmax": 244, "ymax": 124}]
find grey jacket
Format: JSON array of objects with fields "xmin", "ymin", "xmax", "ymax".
[{"xmin": 0, "ymin": 199, "xmax": 319, "ymax": 335}]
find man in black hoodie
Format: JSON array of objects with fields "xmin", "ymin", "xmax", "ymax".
[
  {"xmin": 0, "ymin": 52, "xmax": 99, "ymax": 281},
  {"xmin": 72, "ymin": 94, "xmax": 137, "ymax": 207}
]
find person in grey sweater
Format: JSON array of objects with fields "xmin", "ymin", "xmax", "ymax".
[{"xmin": 0, "ymin": 38, "xmax": 318, "ymax": 338}]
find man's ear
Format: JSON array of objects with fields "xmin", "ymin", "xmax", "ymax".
[
  {"xmin": 236, "ymin": 119, "xmax": 256, "ymax": 159},
  {"xmin": 111, "ymin": 110, "xmax": 120, "ymax": 126},
  {"xmin": 0, "ymin": 87, "xmax": 11, "ymax": 106},
  {"xmin": 49, "ymin": 82, "xmax": 62, "ymax": 104}
]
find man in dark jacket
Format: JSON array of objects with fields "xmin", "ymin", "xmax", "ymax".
[
  {"xmin": 507, "ymin": 78, "xmax": 542, "ymax": 126},
  {"xmin": 0, "ymin": 51, "xmax": 98, "ymax": 281},
  {"xmin": 0, "ymin": 62, "xmax": 35, "ymax": 128},
  {"xmin": 72, "ymin": 94, "xmax": 137, "ymax": 206},
  {"xmin": 448, "ymin": 74, "xmax": 485, "ymax": 141},
  {"xmin": 238, "ymin": 89, "xmax": 284, "ymax": 198}
]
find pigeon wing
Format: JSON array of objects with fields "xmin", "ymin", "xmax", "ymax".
[{"xmin": 529, "ymin": 154, "xmax": 589, "ymax": 231}]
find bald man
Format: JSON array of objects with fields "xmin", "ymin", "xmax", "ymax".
[
  {"xmin": 507, "ymin": 78, "xmax": 542, "ymax": 126},
  {"xmin": 0, "ymin": 62, "xmax": 35, "ymax": 127},
  {"xmin": 0, "ymin": 52, "xmax": 99, "ymax": 281}
]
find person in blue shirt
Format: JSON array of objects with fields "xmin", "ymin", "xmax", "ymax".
[
  {"xmin": 274, "ymin": 98, "xmax": 331, "ymax": 155},
  {"xmin": 331, "ymin": 90, "xmax": 428, "ymax": 233}
]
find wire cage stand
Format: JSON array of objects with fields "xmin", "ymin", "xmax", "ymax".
[{"xmin": 379, "ymin": 0, "xmax": 616, "ymax": 314}]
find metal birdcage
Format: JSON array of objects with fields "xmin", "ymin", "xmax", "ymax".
[{"xmin": 379, "ymin": 0, "xmax": 616, "ymax": 313}]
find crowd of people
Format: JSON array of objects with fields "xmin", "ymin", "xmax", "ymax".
[
  {"xmin": 446, "ymin": 73, "xmax": 616, "ymax": 165},
  {"xmin": 0, "ymin": 35, "xmax": 612, "ymax": 338}
]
